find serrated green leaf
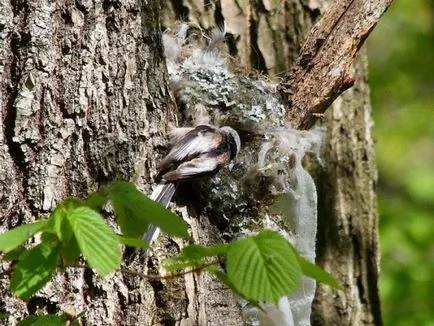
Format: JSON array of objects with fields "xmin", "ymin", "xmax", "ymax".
[
  {"xmin": 18, "ymin": 314, "xmax": 68, "ymax": 326},
  {"xmin": 110, "ymin": 181, "xmax": 188, "ymax": 239},
  {"xmin": 67, "ymin": 206, "xmax": 121, "ymax": 277},
  {"xmin": 171, "ymin": 243, "xmax": 229, "ymax": 262},
  {"xmin": 117, "ymin": 236, "xmax": 149, "ymax": 249},
  {"xmin": 17, "ymin": 316, "xmax": 37, "ymax": 326},
  {"xmin": 226, "ymin": 230, "xmax": 302, "ymax": 305},
  {"xmin": 294, "ymin": 252, "xmax": 341, "ymax": 289},
  {"xmin": 206, "ymin": 265, "xmax": 236, "ymax": 291},
  {"xmin": 86, "ymin": 192, "xmax": 109, "ymax": 211},
  {"xmin": 60, "ymin": 236, "xmax": 81, "ymax": 266},
  {"xmin": 45, "ymin": 199, "xmax": 83, "ymax": 242},
  {"xmin": 0, "ymin": 220, "xmax": 48, "ymax": 253},
  {"xmin": 207, "ymin": 265, "xmax": 262, "ymax": 309},
  {"xmin": 3, "ymin": 246, "xmax": 26, "ymax": 261},
  {"xmin": 164, "ymin": 260, "xmax": 199, "ymax": 272},
  {"xmin": 111, "ymin": 195, "xmax": 148, "ymax": 237},
  {"xmin": 45, "ymin": 214, "xmax": 68, "ymax": 242},
  {"xmin": 164, "ymin": 244, "xmax": 228, "ymax": 272},
  {"xmin": 10, "ymin": 242, "xmax": 60, "ymax": 300},
  {"xmin": 40, "ymin": 232, "xmax": 59, "ymax": 245},
  {"xmin": 179, "ymin": 244, "xmax": 229, "ymax": 260}
]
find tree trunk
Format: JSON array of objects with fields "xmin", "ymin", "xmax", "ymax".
[
  {"xmin": 161, "ymin": 1, "xmax": 381, "ymax": 325},
  {"xmin": 1, "ymin": 0, "xmax": 176, "ymax": 324},
  {"xmin": 312, "ymin": 51, "xmax": 381, "ymax": 326},
  {"xmin": 0, "ymin": 0, "xmax": 381, "ymax": 325}
]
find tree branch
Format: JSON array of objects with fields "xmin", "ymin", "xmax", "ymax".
[{"xmin": 279, "ymin": 0, "xmax": 394, "ymax": 129}]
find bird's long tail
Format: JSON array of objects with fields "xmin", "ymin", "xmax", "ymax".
[{"xmin": 142, "ymin": 183, "xmax": 176, "ymax": 245}]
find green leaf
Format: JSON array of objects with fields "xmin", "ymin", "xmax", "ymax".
[
  {"xmin": 164, "ymin": 260, "xmax": 200, "ymax": 272},
  {"xmin": 10, "ymin": 242, "xmax": 60, "ymax": 300},
  {"xmin": 164, "ymin": 244, "xmax": 228, "ymax": 272},
  {"xmin": 226, "ymin": 230, "xmax": 302, "ymax": 304},
  {"xmin": 60, "ymin": 236, "xmax": 81, "ymax": 266},
  {"xmin": 207, "ymin": 265, "xmax": 262, "ymax": 309},
  {"xmin": 0, "ymin": 220, "xmax": 48, "ymax": 253},
  {"xmin": 86, "ymin": 192, "xmax": 109, "ymax": 211},
  {"xmin": 0, "ymin": 311, "xmax": 8, "ymax": 320},
  {"xmin": 18, "ymin": 314, "xmax": 68, "ymax": 326},
  {"xmin": 179, "ymin": 244, "xmax": 229, "ymax": 259},
  {"xmin": 110, "ymin": 181, "xmax": 189, "ymax": 239},
  {"xmin": 17, "ymin": 316, "xmax": 37, "ymax": 326},
  {"xmin": 67, "ymin": 206, "xmax": 121, "ymax": 277},
  {"xmin": 40, "ymin": 233, "xmax": 59, "ymax": 247},
  {"xmin": 294, "ymin": 252, "xmax": 341, "ymax": 289},
  {"xmin": 117, "ymin": 236, "xmax": 149, "ymax": 249},
  {"xmin": 111, "ymin": 195, "xmax": 147, "ymax": 238},
  {"xmin": 3, "ymin": 246, "xmax": 26, "ymax": 261},
  {"xmin": 45, "ymin": 199, "xmax": 83, "ymax": 242},
  {"xmin": 172, "ymin": 243, "xmax": 228, "ymax": 262}
]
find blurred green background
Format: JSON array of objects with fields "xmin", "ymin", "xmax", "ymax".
[{"xmin": 368, "ymin": 0, "xmax": 434, "ymax": 325}]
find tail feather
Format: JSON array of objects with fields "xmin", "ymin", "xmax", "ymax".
[
  {"xmin": 142, "ymin": 224, "xmax": 159, "ymax": 244},
  {"xmin": 142, "ymin": 183, "xmax": 176, "ymax": 246},
  {"xmin": 150, "ymin": 183, "xmax": 176, "ymax": 207}
]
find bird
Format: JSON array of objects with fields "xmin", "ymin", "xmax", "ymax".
[{"xmin": 142, "ymin": 124, "xmax": 241, "ymax": 246}]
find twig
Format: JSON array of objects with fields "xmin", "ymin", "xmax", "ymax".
[
  {"xmin": 120, "ymin": 260, "xmax": 220, "ymax": 280},
  {"xmin": 67, "ymin": 260, "xmax": 221, "ymax": 281},
  {"xmin": 279, "ymin": 0, "xmax": 395, "ymax": 129}
]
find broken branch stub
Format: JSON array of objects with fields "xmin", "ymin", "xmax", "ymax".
[{"xmin": 279, "ymin": 0, "xmax": 394, "ymax": 130}]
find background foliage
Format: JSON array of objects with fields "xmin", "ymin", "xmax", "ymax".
[{"xmin": 368, "ymin": 1, "xmax": 434, "ymax": 325}]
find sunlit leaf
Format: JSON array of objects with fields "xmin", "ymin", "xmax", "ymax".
[
  {"xmin": 60, "ymin": 236, "xmax": 81, "ymax": 266},
  {"xmin": 164, "ymin": 260, "xmax": 199, "ymax": 272},
  {"xmin": 176, "ymin": 244, "xmax": 229, "ymax": 260},
  {"xmin": 226, "ymin": 230, "xmax": 302, "ymax": 304},
  {"xmin": 111, "ymin": 195, "xmax": 148, "ymax": 238},
  {"xmin": 117, "ymin": 235, "xmax": 149, "ymax": 249},
  {"xmin": 110, "ymin": 181, "xmax": 188, "ymax": 238},
  {"xmin": 10, "ymin": 243, "xmax": 60, "ymax": 300},
  {"xmin": 294, "ymin": 252, "xmax": 341, "ymax": 289},
  {"xmin": 3, "ymin": 246, "xmax": 26, "ymax": 261},
  {"xmin": 67, "ymin": 206, "xmax": 121, "ymax": 277},
  {"xmin": 86, "ymin": 191, "xmax": 109, "ymax": 211},
  {"xmin": 207, "ymin": 265, "xmax": 261, "ymax": 309},
  {"xmin": 17, "ymin": 314, "xmax": 68, "ymax": 326},
  {"xmin": 164, "ymin": 243, "xmax": 228, "ymax": 272},
  {"xmin": 45, "ymin": 199, "xmax": 84, "ymax": 242},
  {"xmin": 0, "ymin": 220, "xmax": 48, "ymax": 253}
]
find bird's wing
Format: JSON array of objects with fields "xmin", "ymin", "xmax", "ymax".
[
  {"xmin": 168, "ymin": 127, "xmax": 195, "ymax": 145},
  {"xmin": 162, "ymin": 156, "xmax": 221, "ymax": 181},
  {"xmin": 158, "ymin": 125, "xmax": 220, "ymax": 170}
]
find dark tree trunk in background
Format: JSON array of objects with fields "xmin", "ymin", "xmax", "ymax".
[
  {"xmin": 0, "ymin": 0, "xmax": 381, "ymax": 325},
  {"xmin": 313, "ymin": 53, "xmax": 381, "ymax": 326}
]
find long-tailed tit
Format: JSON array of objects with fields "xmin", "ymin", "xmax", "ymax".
[{"xmin": 143, "ymin": 125, "xmax": 241, "ymax": 245}]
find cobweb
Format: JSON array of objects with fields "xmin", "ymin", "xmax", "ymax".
[
  {"xmin": 243, "ymin": 126, "xmax": 324, "ymax": 326},
  {"xmin": 162, "ymin": 22, "xmax": 326, "ymax": 326}
]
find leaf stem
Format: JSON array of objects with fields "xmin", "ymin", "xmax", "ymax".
[
  {"xmin": 119, "ymin": 260, "xmax": 220, "ymax": 280},
  {"xmin": 66, "ymin": 260, "xmax": 221, "ymax": 280}
]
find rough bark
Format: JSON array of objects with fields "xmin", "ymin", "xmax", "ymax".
[
  {"xmin": 0, "ymin": 0, "xmax": 383, "ymax": 325},
  {"xmin": 279, "ymin": 0, "xmax": 394, "ymax": 129},
  {"xmin": 162, "ymin": 0, "xmax": 382, "ymax": 325},
  {"xmin": 312, "ymin": 50, "xmax": 381, "ymax": 326},
  {"xmin": 0, "ymin": 0, "xmax": 175, "ymax": 324}
]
